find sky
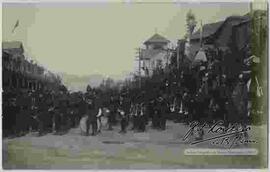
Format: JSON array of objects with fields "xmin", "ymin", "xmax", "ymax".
[{"xmin": 2, "ymin": 1, "xmax": 251, "ymax": 89}]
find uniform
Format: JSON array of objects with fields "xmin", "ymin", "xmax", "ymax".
[
  {"xmin": 86, "ymin": 109, "xmax": 97, "ymax": 136},
  {"xmin": 152, "ymin": 100, "xmax": 160, "ymax": 129},
  {"xmin": 86, "ymin": 100, "xmax": 98, "ymax": 136},
  {"xmin": 160, "ymin": 99, "xmax": 168, "ymax": 130},
  {"xmin": 119, "ymin": 97, "xmax": 130, "ymax": 133},
  {"xmin": 107, "ymin": 97, "xmax": 115, "ymax": 130},
  {"xmin": 138, "ymin": 104, "xmax": 146, "ymax": 132}
]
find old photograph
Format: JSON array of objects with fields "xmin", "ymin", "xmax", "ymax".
[{"xmin": 2, "ymin": 0, "xmax": 268, "ymax": 170}]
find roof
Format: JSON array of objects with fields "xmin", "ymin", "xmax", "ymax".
[
  {"xmin": 190, "ymin": 15, "xmax": 250, "ymax": 40},
  {"xmin": 190, "ymin": 21, "xmax": 224, "ymax": 40},
  {"xmin": 144, "ymin": 33, "xmax": 170, "ymax": 45},
  {"xmin": 2, "ymin": 41, "xmax": 23, "ymax": 50}
]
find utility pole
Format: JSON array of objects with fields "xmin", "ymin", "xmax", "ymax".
[
  {"xmin": 135, "ymin": 48, "xmax": 142, "ymax": 88},
  {"xmin": 176, "ymin": 42, "xmax": 180, "ymax": 70},
  {"xmin": 200, "ymin": 20, "xmax": 203, "ymax": 48}
]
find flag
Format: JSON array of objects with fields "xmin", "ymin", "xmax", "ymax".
[{"xmin": 12, "ymin": 20, "xmax": 19, "ymax": 33}]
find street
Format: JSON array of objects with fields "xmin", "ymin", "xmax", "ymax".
[
  {"xmin": 3, "ymin": 120, "xmax": 267, "ymax": 169},
  {"xmin": 2, "ymin": 1, "xmax": 268, "ymax": 170}
]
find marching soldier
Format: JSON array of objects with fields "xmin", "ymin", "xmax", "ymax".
[
  {"xmin": 59, "ymin": 91, "xmax": 69, "ymax": 133},
  {"xmin": 107, "ymin": 96, "xmax": 115, "ymax": 130},
  {"xmin": 36, "ymin": 92, "xmax": 46, "ymax": 136},
  {"xmin": 159, "ymin": 96, "xmax": 168, "ymax": 130},
  {"xmin": 134, "ymin": 104, "xmax": 140, "ymax": 131},
  {"xmin": 129, "ymin": 103, "xmax": 136, "ymax": 130},
  {"xmin": 96, "ymin": 107, "xmax": 103, "ymax": 133},
  {"xmin": 95, "ymin": 94, "xmax": 102, "ymax": 134},
  {"xmin": 152, "ymin": 99, "xmax": 160, "ymax": 129},
  {"xmin": 86, "ymin": 100, "xmax": 98, "ymax": 136},
  {"xmin": 117, "ymin": 97, "xmax": 125, "ymax": 133},
  {"xmin": 118, "ymin": 108, "xmax": 127, "ymax": 133},
  {"xmin": 138, "ymin": 103, "xmax": 146, "ymax": 132}
]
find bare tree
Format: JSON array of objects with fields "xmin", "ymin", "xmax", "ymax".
[{"xmin": 186, "ymin": 9, "xmax": 197, "ymax": 38}]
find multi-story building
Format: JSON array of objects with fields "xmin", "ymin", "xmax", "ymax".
[
  {"xmin": 2, "ymin": 41, "xmax": 61, "ymax": 92},
  {"xmin": 140, "ymin": 33, "xmax": 171, "ymax": 76}
]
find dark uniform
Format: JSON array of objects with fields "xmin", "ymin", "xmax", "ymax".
[
  {"xmin": 218, "ymin": 81, "xmax": 230, "ymax": 124},
  {"xmin": 153, "ymin": 97, "xmax": 167, "ymax": 130},
  {"xmin": 130, "ymin": 104, "xmax": 137, "ymax": 130},
  {"xmin": 107, "ymin": 96, "xmax": 116, "ymax": 130},
  {"xmin": 194, "ymin": 91, "xmax": 204, "ymax": 123},
  {"xmin": 119, "ymin": 97, "xmax": 130, "ymax": 133},
  {"xmin": 61, "ymin": 93, "xmax": 69, "ymax": 131},
  {"xmin": 44, "ymin": 92, "xmax": 54, "ymax": 132},
  {"xmin": 133, "ymin": 104, "xmax": 140, "ymax": 131},
  {"xmin": 138, "ymin": 104, "xmax": 146, "ymax": 132},
  {"xmin": 86, "ymin": 102, "xmax": 98, "ymax": 136},
  {"xmin": 152, "ymin": 100, "xmax": 160, "ymax": 129},
  {"xmin": 36, "ymin": 93, "xmax": 45, "ymax": 135},
  {"xmin": 160, "ymin": 98, "xmax": 168, "ymax": 130},
  {"xmin": 232, "ymin": 80, "xmax": 248, "ymax": 125},
  {"xmin": 86, "ymin": 94, "xmax": 101, "ymax": 136}
]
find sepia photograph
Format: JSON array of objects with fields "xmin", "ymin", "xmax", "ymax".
[{"xmin": 1, "ymin": 0, "xmax": 268, "ymax": 170}]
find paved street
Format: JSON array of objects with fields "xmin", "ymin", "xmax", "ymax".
[{"xmin": 3, "ymin": 121, "xmax": 267, "ymax": 169}]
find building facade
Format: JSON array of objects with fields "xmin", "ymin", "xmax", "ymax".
[
  {"xmin": 141, "ymin": 33, "xmax": 171, "ymax": 76},
  {"xmin": 2, "ymin": 41, "xmax": 61, "ymax": 92},
  {"xmin": 189, "ymin": 15, "xmax": 250, "ymax": 60}
]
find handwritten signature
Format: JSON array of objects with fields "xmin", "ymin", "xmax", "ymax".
[{"xmin": 183, "ymin": 120, "xmax": 257, "ymax": 148}]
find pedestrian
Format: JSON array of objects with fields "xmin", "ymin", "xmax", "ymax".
[
  {"xmin": 118, "ymin": 108, "xmax": 127, "ymax": 133},
  {"xmin": 182, "ymin": 91, "xmax": 190, "ymax": 124},
  {"xmin": 153, "ymin": 99, "xmax": 160, "ymax": 129},
  {"xmin": 86, "ymin": 102, "xmax": 98, "ymax": 136},
  {"xmin": 137, "ymin": 103, "xmax": 146, "ymax": 132},
  {"xmin": 53, "ymin": 106, "xmax": 61, "ymax": 134},
  {"xmin": 96, "ymin": 107, "xmax": 103, "ymax": 133},
  {"xmin": 130, "ymin": 103, "xmax": 137, "ymax": 130},
  {"xmin": 36, "ymin": 93, "xmax": 47, "ymax": 136},
  {"xmin": 218, "ymin": 74, "xmax": 230, "ymax": 125},
  {"xmin": 136, "ymin": 104, "xmax": 141, "ymax": 131},
  {"xmin": 107, "ymin": 96, "xmax": 115, "ymax": 130},
  {"xmin": 160, "ymin": 97, "xmax": 168, "ymax": 130},
  {"xmin": 194, "ymin": 88, "xmax": 204, "ymax": 123},
  {"xmin": 107, "ymin": 110, "xmax": 114, "ymax": 131},
  {"xmin": 232, "ymin": 73, "xmax": 249, "ymax": 138}
]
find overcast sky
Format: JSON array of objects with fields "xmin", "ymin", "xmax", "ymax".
[{"xmin": 3, "ymin": 2, "xmax": 250, "ymax": 81}]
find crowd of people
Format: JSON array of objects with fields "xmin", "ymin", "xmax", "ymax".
[
  {"xmin": 165, "ymin": 47, "xmax": 257, "ymax": 127},
  {"xmin": 2, "ymin": 45, "xmax": 264, "ymax": 139},
  {"xmin": 3, "ymin": 86, "xmax": 84, "ymax": 137},
  {"xmin": 80, "ymin": 90, "xmax": 170, "ymax": 136}
]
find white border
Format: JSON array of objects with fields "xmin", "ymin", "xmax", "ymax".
[{"xmin": 0, "ymin": 0, "xmax": 268, "ymax": 172}]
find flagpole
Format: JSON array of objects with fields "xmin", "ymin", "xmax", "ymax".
[
  {"xmin": 200, "ymin": 20, "xmax": 203, "ymax": 48},
  {"xmin": 12, "ymin": 20, "xmax": 19, "ymax": 34}
]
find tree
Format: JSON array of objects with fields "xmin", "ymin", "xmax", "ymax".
[
  {"xmin": 183, "ymin": 33, "xmax": 188, "ymax": 40},
  {"xmin": 86, "ymin": 85, "xmax": 92, "ymax": 92},
  {"xmin": 186, "ymin": 9, "xmax": 197, "ymax": 38}
]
